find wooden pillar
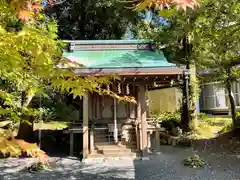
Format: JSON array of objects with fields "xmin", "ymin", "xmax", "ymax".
[
  {"xmin": 113, "ymin": 97, "xmax": 118, "ymax": 143},
  {"xmin": 83, "ymin": 92, "xmax": 89, "ymax": 159},
  {"xmin": 139, "ymin": 85, "xmax": 148, "ymax": 157}
]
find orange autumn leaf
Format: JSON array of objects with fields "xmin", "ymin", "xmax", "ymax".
[
  {"xmin": 173, "ymin": 0, "xmax": 199, "ymax": 9},
  {"xmin": 15, "ymin": 139, "xmax": 49, "ymax": 164},
  {"xmin": 0, "ymin": 136, "xmax": 49, "ymax": 164},
  {"xmin": 30, "ymin": 4, "xmax": 43, "ymax": 11},
  {"xmin": 134, "ymin": 0, "xmax": 199, "ymax": 11},
  {"xmin": 18, "ymin": 10, "xmax": 34, "ymax": 21},
  {"xmin": 9, "ymin": 0, "xmax": 43, "ymax": 21}
]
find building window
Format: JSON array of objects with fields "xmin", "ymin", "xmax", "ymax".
[
  {"xmin": 232, "ymin": 81, "xmax": 240, "ymax": 106},
  {"xmin": 200, "ymin": 82, "xmax": 227, "ymax": 110}
]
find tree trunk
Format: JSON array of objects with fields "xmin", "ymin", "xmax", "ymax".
[
  {"xmin": 180, "ymin": 34, "xmax": 198, "ymax": 131},
  {"xmin": 189, "ymin": 63, "xmax": 198, "ymax": 129},
  {"xmin": 16, "ymin": 118, "xmax": 35, "ymax": 143},
  {"xmin": 180, "ymin": 63, "xmax": 198, "ymax": 131},
  {"xmin": 181, "ymin": 76, "xmax": 190, "ymax": 131},
  {"xmin": 225, "ymin": 73, "xmax": 237, "ymax": 129},
  {"xmin": 16, "ymin": 91, "xmax": 35, "ymax": 142}
]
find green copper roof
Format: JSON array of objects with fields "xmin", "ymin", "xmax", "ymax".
[{"xmin": 63, "ymin": 50, "xmax": 175, "ymax": 68}]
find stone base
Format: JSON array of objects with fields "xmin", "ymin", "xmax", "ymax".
[{"xmin": 141, "ymin": 156, "xmax": 150, "ymax": 160}]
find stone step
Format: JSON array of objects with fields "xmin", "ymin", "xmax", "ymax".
[
  {"xmin": 94, "ymin": 130, "xmax": 108, "ymax": 134},
  {"xmin": 96, "ymin": 144, "xmax": 128, "ymax": 149},
  {"xmin": 95, "ymin": 142, "xmax": 136, "ymax": 148},
  {"xmin": 96, "ymin": 146, "xmax": 135, "ymax": 151},
  {"xmin": 95, "ymin": 148, "xmax": 139, "ymax": 155},
  {"xmin": 85, "ymin": 153, "xmax": 141, "ymax": 162},
  {"xmin": 95, "ymin": 144, "xmax": 138, "ymax": 155},
  {"xmin": 95, "ymin": 149, "xmax": 138, "ymax": 155}
]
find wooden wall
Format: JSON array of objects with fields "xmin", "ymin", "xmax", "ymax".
[
  {"xmin": 147, "ymin": 87, "xmax": 182, "ymax": 113},
  {"xmin": 88, "ymin": 93, "xmax": 137, "ymax": 125}
]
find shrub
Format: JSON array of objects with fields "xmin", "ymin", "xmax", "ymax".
[
  {"xmin": 198, "ymin": 113, "xmax": 207, "ymax": 121},
  {"xmin": 28, "ymin": 162, "xmax": 49, "ymax": 173},
  {"xmin": 54, "ymin": 103, "xmax": 79, "ymax": 122},
  {"xmin": 219, "ymin": 122, "xmax": 232, "ymax": 134},
  {"xmin": 154, "ymin": 111, "xmax": 181, "ymax": 131},
  {"xmin": 0, "ymin": 135, "xmax": 49, "ymax": 164},
  {"xmin": 153, "ymin": 111, "xmax": 180, "ymax": 122},
  {"xmin": 183, "ymin": 154, "xmax": 207, "ymax": 168},
  {"xmin": 38, "ymin": 107, "xmax": 57, "ymax": 122}
]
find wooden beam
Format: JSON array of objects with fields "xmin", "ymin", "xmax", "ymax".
[
  {"xmin": 148, "ymin": 84, "xmax": 178, "ymax": 91},
  {"xmin": 83, "ymin": 92, "xmax": 89, "ymax": 159},
  {"xmin": 73, "ymin": 67, "xmax": 184, "ymax": 76}
]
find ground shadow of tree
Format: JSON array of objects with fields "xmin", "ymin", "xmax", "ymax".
[
  {"xmin": 1, "ymin": 145, "xmax": 240, "ymax": 180},
  {"xmin": 0, "ymin": 156, "xmax": 135, "ymax": 180},
  {"xmin": 190, "ymin": 130, "xmax": 240, "ymax": 154}
]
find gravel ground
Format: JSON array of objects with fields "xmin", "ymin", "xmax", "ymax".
[{"xmin": 0, "ymin": 146, "xmax": 240, "ymax": 180}]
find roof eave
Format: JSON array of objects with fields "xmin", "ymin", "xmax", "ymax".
[{"xmin": 69, "ymin": 66, "xmax": 185, "ymax": 76}]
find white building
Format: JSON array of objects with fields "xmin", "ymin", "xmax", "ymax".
[{"xmin": 199, "ymin": 81, "xmax": 240, "ymax": 114}]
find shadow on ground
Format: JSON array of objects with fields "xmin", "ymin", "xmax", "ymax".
[
  {"xmin": 0, "ymin": 156, "xmax": 134, "ymax": 180},
  {"xmin": 191, "ymin": 130, "xmax": 240, "ymax": 153},
  {"xmin": 1, "ymin": 127, "xmax": 240, "ymax": 180},
  {"xmin": 1, "ymin": 145, "xmax": 240, "ymax": 180}
]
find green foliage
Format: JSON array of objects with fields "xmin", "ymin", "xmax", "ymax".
[
  {"xmin": 152, "ymin": 111, "xmax": 180, "ymax": 122},
  {"xmin": 54, "ymin": 103, "xmax": 79, "ymax": 122},
  {"xmin": 138, "ymin": 6, "xmax": 203, "ymax": 129},
  {"xmin": 139, "ymin": 0, "xmax": 240, "ymax": 129},
  {"xmin": 220, "ymin": 123, "xmax": 232, "ymax": 134},
  {"xmin": 196, "ymin": 0, "xmax": 240, "ymax": 75},
  {"xmin": 45, "ymin": 0, "xmax": 140, "ymax": 40},
  {"xmin": 198, "ymin": 113, "xmax": 207, "ymax": 121},
  {"xmin": 195, "ymin": 0, "xmax": 240, "ymax": 127},
  {"xmin": 32, "ymin": 92, "xmax": 80, "ymax": 122},
  {"xmin": 0, "ymin": 1, "xmax": 119, "ymax": 129},
  {"xmin": 28, "ymin": 162, "xmax": 50, "ymax": 173},
  {"xmin": 236, "ymin": 112, "xmax": 240, "ymax": 117},
  {"xmin": 235, "ymin": 112, "xmax": 240, "ymax": 128},
  {"xmin": 183, "ymin": 154, "xmax": 207, "ymax": 168},
  {"xmin": 38, "ymin": 107, "xmax": 57, "ymax": 122},
  {"xmin": 152, "ymin": 111, "xmax": 181, "ymax": 132}
]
